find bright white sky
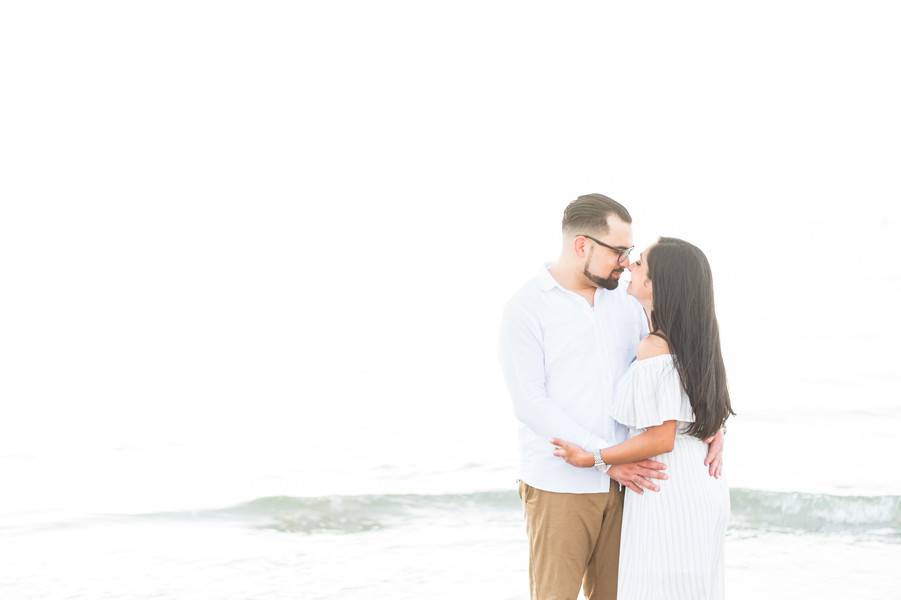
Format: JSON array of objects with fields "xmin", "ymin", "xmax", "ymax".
[{"xmin": 1, "ymin": 3, "xmax": 899, "ymax": 489}]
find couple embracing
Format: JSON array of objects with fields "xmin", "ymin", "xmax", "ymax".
[{"xmin": 499, "ymin": 194, "xmax": 735, "ymax": 600}]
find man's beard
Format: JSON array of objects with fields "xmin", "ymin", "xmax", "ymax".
[{"xmin": 583, "ymin": 259, "xmax": 623, "ymax": 290}]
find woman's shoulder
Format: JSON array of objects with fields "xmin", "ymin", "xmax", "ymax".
[
  {"xmin": 636, "ymin": 332, "xmax": 671, "ymax": 361},
  {"xmin": 614, "ymin": 334, "xmax": 694, "ymax": 428}
]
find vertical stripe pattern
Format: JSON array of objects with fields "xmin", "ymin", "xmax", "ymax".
[{"xmin": 613, "ymin": 355, "xmax": 730, "ymax": 600}]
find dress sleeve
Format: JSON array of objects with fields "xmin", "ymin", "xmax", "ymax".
[{"xmin": 611, "ymin": 357, "xmax": 695, "ymax": 429}]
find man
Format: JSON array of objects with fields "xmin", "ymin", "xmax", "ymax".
[{"xmin": 499, "ymin": 194, "xmax": 724, "ymax": 600}]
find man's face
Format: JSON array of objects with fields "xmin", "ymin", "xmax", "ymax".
[{"xmin": 580, "ymin": 216, "xmax": 633, "ymax": 290}]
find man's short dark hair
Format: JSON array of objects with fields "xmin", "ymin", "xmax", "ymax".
[{"xmin": 562, "ymin": 193, "xmax": 632, "ymax": 235}]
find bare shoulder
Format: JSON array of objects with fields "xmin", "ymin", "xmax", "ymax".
[{"xmin": 636, "ymin": 333, "xmax": 671, "ymax": 360}]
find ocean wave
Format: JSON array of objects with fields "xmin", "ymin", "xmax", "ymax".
[
  {"xmin": 728, "ymin": 488, "xmax": 901, "ymax": 539},
  {"xmin": 134, "ymin": 488, "xmax": 901, "ymax": 541}
]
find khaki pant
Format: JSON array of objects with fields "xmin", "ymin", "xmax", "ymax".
[{"xmin": 518, "ymin": 479, "xmax": 624, "ymax": 600}]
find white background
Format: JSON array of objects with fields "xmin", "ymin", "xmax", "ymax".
[{"xmin": 2, "ymin": 2, "xmax": 900, "ymax": 513}]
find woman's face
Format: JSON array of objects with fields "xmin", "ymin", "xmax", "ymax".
[{"xmin": 627, "ymin": 244, "xmax": 654, "ymax": 304}]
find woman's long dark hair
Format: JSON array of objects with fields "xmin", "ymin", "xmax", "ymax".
[{"xmin": 647, "ymin": 237, "xmax": 735, "ymax": 439}]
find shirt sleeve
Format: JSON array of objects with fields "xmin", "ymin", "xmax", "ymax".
[
  {"xmin": 498, "ymin": 300, "xmax": 615, "ymax": 451},
  {"xmin": 612, "ymin": 360, "xmax": 695, "ymax": 429}
]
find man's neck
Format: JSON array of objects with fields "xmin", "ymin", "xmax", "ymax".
[{"xmin": 548, "ymin": 262, "xmax": 598, "ymax": 305}]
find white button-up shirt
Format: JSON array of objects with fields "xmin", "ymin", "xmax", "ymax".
[{"xmin": 499, "ymin": 264, "xmax": 649, "ymax": 493}]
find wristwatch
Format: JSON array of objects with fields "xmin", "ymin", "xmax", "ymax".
[{"xmin": 593, "ymin": 449, "xmax": 610, "ymax": 473}]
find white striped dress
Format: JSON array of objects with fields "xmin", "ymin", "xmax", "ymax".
[{"xmin": 610, "ymin": 354, "xmax": 730, "ymax": 600}]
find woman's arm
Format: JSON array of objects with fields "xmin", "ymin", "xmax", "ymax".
[
  {"xmin": 552, "ymin": 420, "xmax": 677, "ymax": 468},
  {"xmin": 600, "ymin": 420, "xmax": 676, "ymax": 464}
]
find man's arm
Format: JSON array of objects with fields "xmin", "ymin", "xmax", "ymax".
[{"xmin": 498, "ymin": 302, "xmax": 614, "ymax": 451}]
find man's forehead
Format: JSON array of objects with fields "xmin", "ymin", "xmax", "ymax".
[{"xmin": 604, "ymin": 217, "xmax": 634, "ymax": 245}]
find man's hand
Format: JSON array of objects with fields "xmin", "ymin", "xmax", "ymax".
[
  {"xmin": 607, "ymin": 460, "xmax": 668, "ymax": 494},
  {"xmin": 704, "ymin": 428, "xmax": 725, "ymax": 478}
]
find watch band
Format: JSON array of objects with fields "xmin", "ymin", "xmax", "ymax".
[{"xmin": 593, "ymin": 449, "xmax": 610, "ymax": 473}]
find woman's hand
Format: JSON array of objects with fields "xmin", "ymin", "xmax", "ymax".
[{"xmin": 550, "ymin": 438, "xmax": 594, "ymax": 468}]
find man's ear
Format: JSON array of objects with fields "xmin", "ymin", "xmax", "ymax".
[{"xmin": 573, "ymin": 236, "xmax": 588, "ymax": 258}]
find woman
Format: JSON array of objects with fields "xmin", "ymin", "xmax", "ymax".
[{"xmin": 551, "ymin": 237, "xmax": 734, "ymax": 600}]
